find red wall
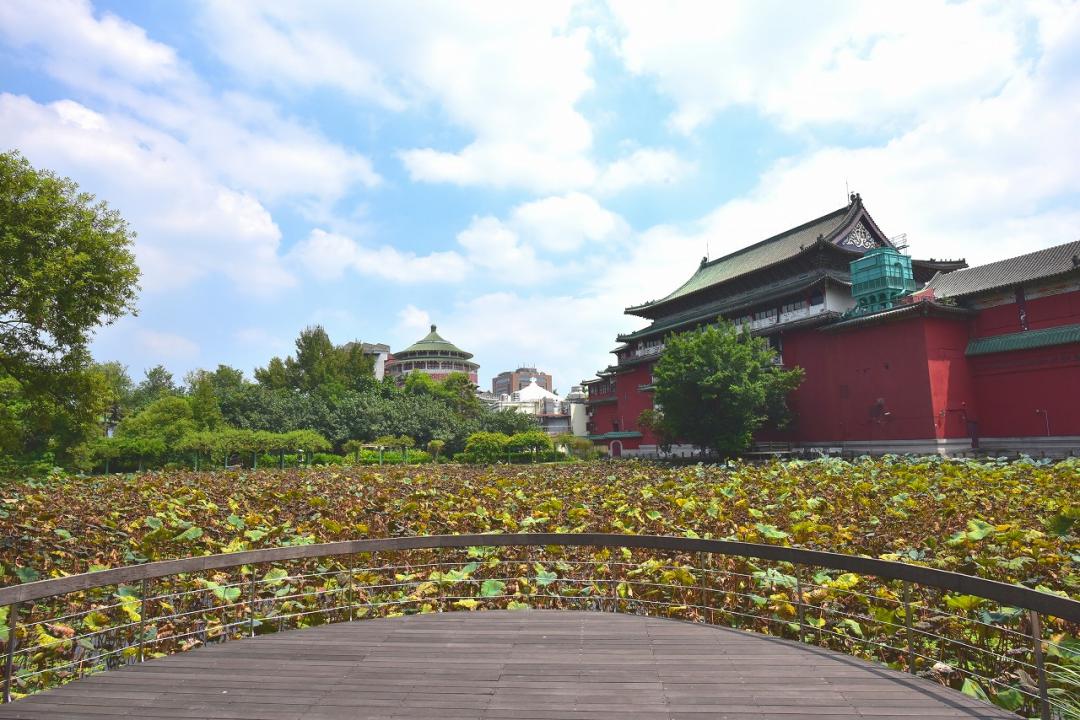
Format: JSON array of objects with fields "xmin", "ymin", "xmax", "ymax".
[
  {"xmin": 921, "ymin": 318, "xmax": 979, "ymax": 439},
  {"xmin": 612, "ymin": 364, "xmax": 657, "ymax": 448},
  {"xmin": 976, "ymin": 290, "xmax": 1080, "ymax": 337},
  {"xmin": 587, "ymin": 400, "xmax": 618, "ymax": 437},
  {"xmin": 592, "ymin": 290, "xmax": 1080, "ymax": 450},
  {"xmin": 970, "ymin": 343, "xmax": 1080, "ymax": 437},
  {"xmin": 781, "ymin": 316, "xmax": 969, "ymax": 443}
]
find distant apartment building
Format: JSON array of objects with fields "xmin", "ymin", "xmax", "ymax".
[
  {"xmin": 492, "ymin": 367, "xmax": 553, "ymax": 396},
  {"xmin": 360, "ymin": 342, "xmax": 391, "ymax": 381},
  {"xmin": 495, "ymin": 378, "xmax": 571, "ymax": 435}
]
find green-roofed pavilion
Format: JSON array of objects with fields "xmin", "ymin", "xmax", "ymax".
[{"xmin": 386, "ymin": 325, "xmax": 479, "ymax": 384}]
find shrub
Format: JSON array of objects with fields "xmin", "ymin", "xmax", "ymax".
[{"xmin": 464, "ymin": 432, "xmax": 510, "ymax": 463}]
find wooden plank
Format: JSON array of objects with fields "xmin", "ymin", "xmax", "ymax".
[{"xmin": 0, "ymin": 611, "xmax": 1016, "ymax": 719}]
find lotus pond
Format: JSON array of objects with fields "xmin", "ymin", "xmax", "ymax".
[{"xmin": 1, "ymin": 456, "xmax": 1078, "ymax": 715}]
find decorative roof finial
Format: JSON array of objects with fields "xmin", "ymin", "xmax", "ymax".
[{"xmin": 430, "ymin": 324, "xmax": 437, "ymax": 333}]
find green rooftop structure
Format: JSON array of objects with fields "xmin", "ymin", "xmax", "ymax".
[
  {"xmin": 386, "ymin": 325, "xmax": 479, "ymax": 384},
  {"xmin": 849, "ymin": 247, "xmax": 916, "ymax": 315}
]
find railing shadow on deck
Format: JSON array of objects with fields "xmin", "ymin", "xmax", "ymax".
[{"xmin": 2, "ymin": 533, "xmax": 1078, "ymax": 718}]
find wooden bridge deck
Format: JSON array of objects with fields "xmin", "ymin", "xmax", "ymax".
[{"xmin": 0, "ymin": 611, "xmax": 1012, "ymax": 720}]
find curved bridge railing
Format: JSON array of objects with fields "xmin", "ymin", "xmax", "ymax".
[{"xmin": 3, "ymin": 534, "xmax": 1079, "ymax": 718}]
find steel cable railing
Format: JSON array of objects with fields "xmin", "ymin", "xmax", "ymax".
[{"xmin": 2, "ymin": 533, "xmax": 1078, "ymax": 719}]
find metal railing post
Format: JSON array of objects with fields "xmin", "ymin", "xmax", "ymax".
[
  {"xmin": 3, "ymin": 603, "xmax": 18, "ymax": 704},
  {"xmin": 137, "ymin": 578, "xmax": 149, "ymax": 663},
  {"xmin": 795, "ymin": 572, "xmax": 806, "ymax": 642},
  {"xmin": 247, "ymin": 568, "xmax": 257, "ymax": 638},
  {"xmin": 610, "ymin": 565, "xmax": 618, "ymax": 613},
  {"xmin": 698, "ymin": 552, "xmax": 711, "ymax": 624},
  {"xmin": 347, "ymin": 562, "xmax": 356, "ymax": 622},
  {"xmin": 1029, "ymin": 610, "xmax": 1050, "ymax": 720},
  {"xmin": 903, "ymin": 583, "xmax": 915, "ymax": 675}
]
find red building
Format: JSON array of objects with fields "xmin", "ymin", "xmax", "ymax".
[{"xmin": 586, "ymin": 195, "xmax": 1080, "ymax": 457}]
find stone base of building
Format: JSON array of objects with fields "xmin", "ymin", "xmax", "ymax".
[
  {"xmin": 975, "ymin": 436, "xmax": 1080, "ymax": 458},
  {"xmin": 621, "ymin": 436, "xmax": 1080, "ymax": 459}
]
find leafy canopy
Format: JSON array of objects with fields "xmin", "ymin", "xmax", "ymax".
[
  {"xmin": 0, "ymin": 150, "xmax": 138, "ymax": 381},
  {"xmin": 652, "ymin": 320, "xmax": 804, "ymax": 456}
]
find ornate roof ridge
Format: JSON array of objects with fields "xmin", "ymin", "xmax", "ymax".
[
  {"xmin": 394, "ymin": 324, "xmax": 475, "ymax": 359},
  {"xmin": 624, "ymin": 195, "xmax": 884, "ymax": 316}
]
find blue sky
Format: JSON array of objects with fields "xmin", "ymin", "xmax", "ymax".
[{"xmin": 2, "ymin": 1, "xmax": 1079, "ymax": 393}]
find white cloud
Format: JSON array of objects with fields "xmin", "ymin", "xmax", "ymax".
[
  {"xmin": 454, "ymin": 216, "xmax": 559, "ymax": 278},
  {"xmin": 595, "ymin": 148, "xmax": 693, "ymax": 195},
  {"xmin": 510, "ymin": 193, "xmax": 628, "ymax": 252},
  {"xmin": 289, "ymin": 229, "xmax": 469, "ymax": 284},
  {"xmin": 397, "ymin": 305, "xmax": 433, "ymax": 337},
  {"xmin": 199, "ymin": 1, "xmax": 405, "ymax": 110},
  {"xmin": 137, "ymin": 330, "xmax": 200, "ymax": 362},
  {"xmin": 400, "ymin": 142, "xmax": 598, "ymax": 195},
  {"xmin": 200, "ymin": 2, "xmax": 598, "ymax": 193},
  {"xmin": 0, "ymin": 94, "xmax": 295, "ymax": 296},
  {"xmin": 409, "ymin": 290, "xmax": 630, "ymax": 392},
  {"xmin": 609, "ymin": 0, "xmax": 1036, "ymax": 133},
  {"xmin": 0, "ymin": 0, "xmax": 180, "ymax": 88},
  {"xmin": 1, "ymin": 0, "xmax": 380, "ymax": 210}
]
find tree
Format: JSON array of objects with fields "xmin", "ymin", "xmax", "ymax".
[
  {"xmin": 395, "ymin": 435, "xmax": 415, "ymax": 463},
  {"xmin": 95, "ymin": 361, "xmax": 135, "ymax": 425},
  {"xmin": 342, "ymin": 439, "xmax": 365, "ymax": 463},
  {"xmin": 176, "ymin": 430, "xmax": 215, "ymax": 470},
  {"xmin": 0, "ymin": 150, "xmax": 139, "ymax": 387},
  {"xmin": 0, "ymin": 364, "xmax": 111, "ymax": 468},
  {"xmin": 507, "ymin": 430, "xmax": 552, "ymax": 460},
  {"xmin": 186, "ymin": 371, "xmax": 224, "ymax": 430},
  {"xmin": 637, "ymin": 408, "xmax": 675, "ymax": 455},
  {"xmin": 114, "ymin": 395, "xmax": 197, "ymax": 458},
  {"xmin": 427, "ymin": 439, "xmax": 446, "ymax": 463},
  {"xmin": 131, "ymin": 365, "xmax": 177, "ymax": 410},
  {"xmin": 436, "ymin": 372, "xmax": 484, "ymax": 419},
  {"xmin": 652, "ymin": 320, "xmax": 804, "ymax": 457},
  {"xmin": 481, "ymin": 408, "xmax": 540, "ymax": 435},
  {"xmin": 553, "ymin": 433, "xmax": 595, "ymax": 460},
  {"xmin": 464, "ymin": 432, "xmax": 509, "ymax": 463},
  {"xmin": 254, "ymin": 357, "xmax": 289, "ymax": 390},
  {"xmin": 254, "ymin": 327, "xmax": 375, "ymax": 397},
  {"xmin": 205, "ymin": 365, "xmax": 246, "ymax": 398},
  {"xmin": 284, "ymin": 429, "xmax": 330, "ymax": 466}
]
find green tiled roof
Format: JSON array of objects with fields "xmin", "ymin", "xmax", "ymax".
[
  {"xmin": 626, "ymin": 203, "xmax": 859, "ymax": 314},
  {"xmin": 396, "ymin": 325, "xmax": 474, "ymax": 359},
  {"xmin": 924, "ymin": 240, "xmax": 1080, "ymax": 299},
  {"xmin": 618, "ymin": 269, "xmax": 849, "ymax": 341},
  {"xmin": 966, "ymin": 323, "xmax": 1080, "ymax": 356},
  {"xmin": 587, "ymin": 431, "xmax": 643, "ymax": 440}
]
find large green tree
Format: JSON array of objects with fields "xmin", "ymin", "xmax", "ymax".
[
  {"xmin": 255, "ymin": 326, "xmax": 375, "ymax": 396},
  {"xmin": 0, "ymin": 151, "xmax": 138, "ymax": 468},
  {"xmin": 0, "ymin": 150, "xmax": 139, "ymax": 382},
  {"xmin": 652, "ymin": 321, "xmax": 804, "ymax": 456}
]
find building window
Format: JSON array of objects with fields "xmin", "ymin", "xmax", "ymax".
[
  {"xmin": 809, "ymin": 290, "xmax": 824, "ymax": 306},
  {"xmin": 782, "ymin": 299, "xmax": 808, "ymax": 314},
  {"xmin": 753, "ymin": 308, "xmax": 777, "ymax": 321}
]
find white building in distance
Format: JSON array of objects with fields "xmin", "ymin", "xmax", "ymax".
[{"xmin": 495, "ymin": 378, "xmax": 572, "ymax": 436}]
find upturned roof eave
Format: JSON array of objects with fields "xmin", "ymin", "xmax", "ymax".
[
  {"xmin": 624, "ymin": 201, "xmax": 866, "ymax": 317},
  {"xmin": 392, "ymin": 348, "xmax": 476, "ymax": 362},
  {"xmin": 616, "ymin": 271, "xmax": 850, "ymax": 342},
  {"xmin": 821, "ymin": 300, "xmax": 976, "ymax": 332}
]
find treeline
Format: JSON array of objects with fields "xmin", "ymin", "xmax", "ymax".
[{"xmin": 4, "ymin": 326, "xmax": 540, "ymax": 475}]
